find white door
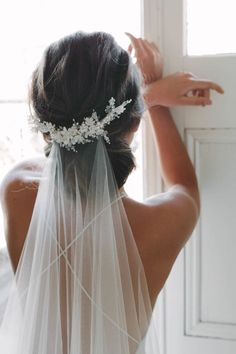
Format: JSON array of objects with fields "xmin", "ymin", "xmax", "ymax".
[{"xmin": 143, "ymin": 0, "xmax": 236, "ymax": 353}]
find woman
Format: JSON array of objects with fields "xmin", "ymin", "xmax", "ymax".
[{"xmin": 0, "ymin": 31, "xmax": 223, "ymax": 353}]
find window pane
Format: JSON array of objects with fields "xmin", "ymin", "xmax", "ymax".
[
  {"xmin": 0, "ymin": 0, "xmax": 141, "ymax": 100},
  {"xmin": 187, "ymin": 0, "xmax": 236, "ymax": 55}
]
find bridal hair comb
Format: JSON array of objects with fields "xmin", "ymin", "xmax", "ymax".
[{"xmin": 29, "ymin": 97, "xmax": 132, "ymax": 151}]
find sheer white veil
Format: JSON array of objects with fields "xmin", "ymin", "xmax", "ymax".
[{"xmin": 0, "ymin": 137, "xmax": 159, "ymax": 353}]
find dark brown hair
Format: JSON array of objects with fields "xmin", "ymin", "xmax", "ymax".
[{"xmin": 29, "ymin": 31, "xmax": 144, "ymax": 188}]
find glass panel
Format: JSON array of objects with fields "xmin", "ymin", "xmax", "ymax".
[
  {"xmin": 186, "ymin": 0, "xmax": 236, "ymax": 55},
  {"xmin": 0, "ymin": 0, "xmax": 141, "ymax": 100}
]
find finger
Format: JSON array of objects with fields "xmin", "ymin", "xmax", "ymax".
[
  {"xmin": 191, "ymin": 80, "xmax": 224, "ymax": 94},
  {"xmin": 183, "ymin": 71, "xmax": 195, "ymax": 79},
  {"xmin": 188, "ymin": 89, "xmax": 200, "ymax": 97},
  {"xmin": 142, "ymin": 39, "xmax": 154, "ymax": 54},
  {"xmin": 143, "ymin": 40, "xmax": 163, "ymax": 59},
  {"xmin": 197, "ymin": 90, "xmax": 207, "ymax": 106},
  {"xmin": 150, "ymin": 42, "xmax": 161, "ymax": 52},
  {"xmin": 203, "ymin": 89, "xmax": 210, "ymax": 99},
  {"xmin": 191, "ymin": 89, "xmax": 197, "ymax": 97},
  {"xmin": 125, "ymin": 32, "xmax": 145, "ymax": 56},
  {"xmin": 197, "ymin": 89, "xmax": 204, "ymax": 97},
  {"xmin": 195, "ymin": 88, "xmax": 210, "ymax": 99},
  {"xmin": 127, "ymin": 43, "xmax": 133, "ymax": 55},
  {"xmin": 141, "ymin": 40, "xmax": 162, "ymax": 56},
  {"xmin": 187, "ymin": 88, "xmax": 211, "ymax": 106},
  {"xmin": 180, "ymin": 96, "xmax": 212, "ymax": 106}
]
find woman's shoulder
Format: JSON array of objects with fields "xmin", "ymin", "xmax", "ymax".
[
  {"xmin": 124, "ymin": 188, "xmax": 199, "ymax": 304},
  {"xmin": 0, "ymin": 157, "xmax": 46, "ymax": 210},
  {"xmin": 123, "ymin": 185, "xmax": 199, "ymax": 258},
  {"xmin": 124, "ymin": 186, "xmax": 199, "ymax": 227},
  {"xmin": 1, "ymin": 156, "xmax": 45, "ymax": 182}
]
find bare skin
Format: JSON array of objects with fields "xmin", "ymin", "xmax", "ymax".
[
  {"xmin": 0, "ymin": 158, "xmax": 198, "ymax": 307},
  {"xmin": 0, "ymin": 35, "xmax": 224, "ymax": 308}
]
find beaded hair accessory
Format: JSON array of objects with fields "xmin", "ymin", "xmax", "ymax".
[{"xmin": 29, "ymin": 97, "xmax": 132, "ymax": 151}]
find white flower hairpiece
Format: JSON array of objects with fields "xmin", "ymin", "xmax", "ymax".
[{"xmin": 29, "ymin": 97, "xmax": 132, "ymax": 151}]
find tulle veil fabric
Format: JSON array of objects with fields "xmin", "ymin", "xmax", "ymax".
[{"xmin": 0, "ymin": 138, "xmax": 159, "ymax": 353}]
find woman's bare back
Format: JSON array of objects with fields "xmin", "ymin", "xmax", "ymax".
[{"xmin": 1, "ymin": 157, "xmax": 198, "ymax": 307}]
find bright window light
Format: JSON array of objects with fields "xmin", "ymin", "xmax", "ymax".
[
  {"xmin": 186, "ymin": 0, "xmax": 236, "ymax": 55},
  {"xmin": 0, "ymin": 1, "xmax": 143, "ymax": 248},
  {"xmin": 0, "ymin": 0, "xmax": 141, "ymax": 100}
]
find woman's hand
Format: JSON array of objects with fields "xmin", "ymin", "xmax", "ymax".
[
  {"xmin": 126, "ymin": 33, "xmax": 224, "ymax": 108},
  {"xmin": 125, "ymin": 32, "xmax": 163, "ymax": 84},
  {"xmin": 143, "ymin": 72, "xmax": 224, "ymax": 108}
]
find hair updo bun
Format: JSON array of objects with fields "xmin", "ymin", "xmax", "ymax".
[{"xmin": 29, "ymin": 31, "xmax": 144, "ymax": 188}]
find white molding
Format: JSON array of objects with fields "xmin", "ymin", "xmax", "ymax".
[
  {"xmin": 141, "ymin": 0, "xmax": 162, "ymax": 44},
  {"xmin": 141, "ymin": 2, "xmax": 166, "ymax": 354},
  {"xmin": 141, "ymin": 0, "xmax": 163, "ymax": 199},
  {"xmin": 142, "ymin": 114, "xmax": 163, "ymax": 199},
  {"xmin": 184, "ymin": 128, "xmax": 236, "ymax": 341}
]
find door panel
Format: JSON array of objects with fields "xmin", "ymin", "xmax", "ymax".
[
  {"xmin": 186, "ymin": 129, "xmax": 236, "ymax": 340},
  {"xmin": 159, "ymin": 0, "xmax": 236, "ymax": 353}
]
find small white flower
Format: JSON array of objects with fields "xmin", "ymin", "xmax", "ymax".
[
  {"xmin": 85, "ymin": 117, "xmax": 95, "ymax": 126},
  {"xmin": 29, "ymin": 98, "xmax": 132, "ymax": 151}
]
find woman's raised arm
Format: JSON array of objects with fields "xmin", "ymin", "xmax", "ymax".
[{"xmin": 126, "ymin": 33, "xmax": 224, "ymax": 276}]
